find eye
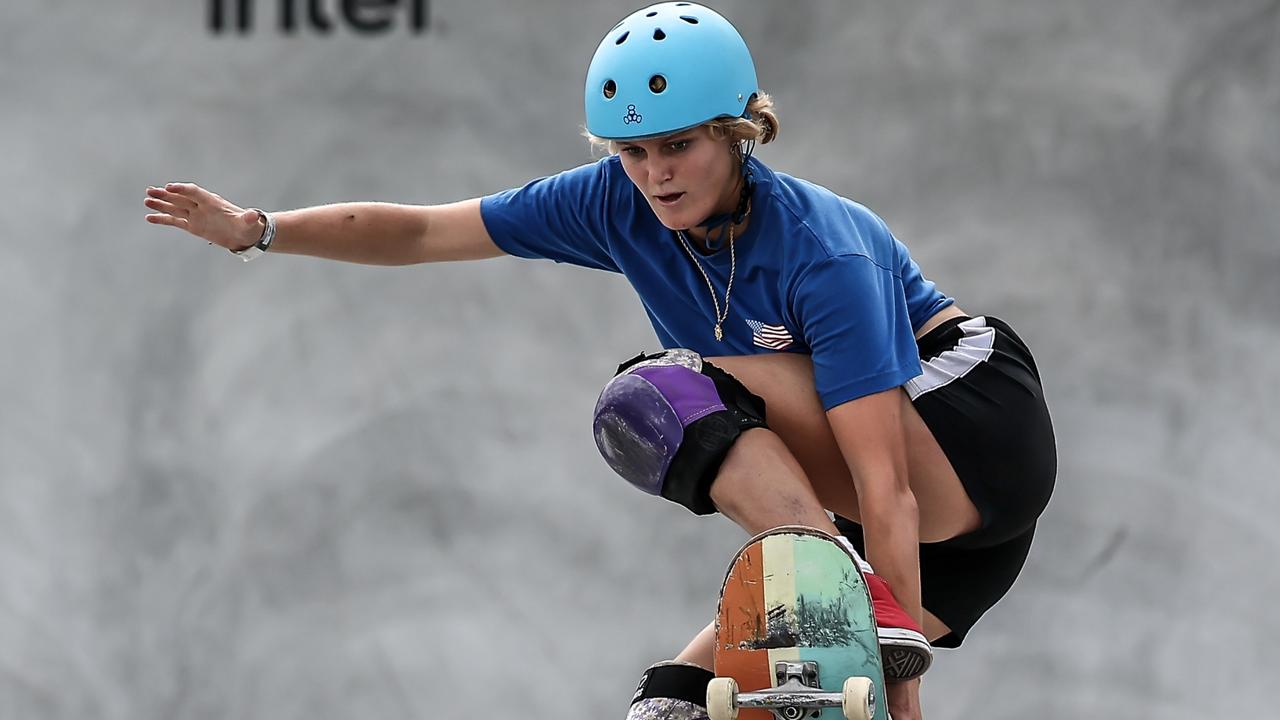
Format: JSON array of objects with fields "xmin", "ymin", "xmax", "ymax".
[
  {"xmin": 669, "ymin": 139, "xmax": 690, "ymax": 151},
  {"xmin": 622, "ymin": 146, "xmax": 645, "ymax": 157}
]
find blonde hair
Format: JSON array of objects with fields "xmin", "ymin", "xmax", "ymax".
[{"xmin": 586, "ymin": 92, "xmax": 780, "ymax": 156}]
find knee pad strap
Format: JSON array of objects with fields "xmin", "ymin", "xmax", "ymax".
[{"xmin": 631, "ymin": 662, "xmax": 714, "ymax": 708}]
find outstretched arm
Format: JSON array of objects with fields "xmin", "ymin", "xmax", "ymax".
[{"xmin": 144, "ymin": 183, "xmax": 503, "ymax": 265}]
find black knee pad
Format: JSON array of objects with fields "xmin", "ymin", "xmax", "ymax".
[{"xmin": 630, "ymin": 662, "xmax": 715, "ymax": 714}]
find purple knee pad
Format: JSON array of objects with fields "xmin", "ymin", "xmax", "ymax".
[{"xmin": 592, "ymin": 349, "xmax": 767, "ymax": 515}]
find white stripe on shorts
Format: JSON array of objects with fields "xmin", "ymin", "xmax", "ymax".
[{"xmin": 905, "ymin": 316, "xmax": 996, "ymax": 400}]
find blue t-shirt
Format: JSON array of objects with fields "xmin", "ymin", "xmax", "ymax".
[{"xmin": 479, "ymin": 155, "xmax": 954, "ymax": 410}]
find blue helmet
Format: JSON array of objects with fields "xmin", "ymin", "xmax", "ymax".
[{"xmin": 584, "ymin": 2, "xmax": 759, "ymax": 141}]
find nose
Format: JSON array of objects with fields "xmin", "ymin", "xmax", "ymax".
[{"xmin": 647, "ymin": 156, "xmax": 674, "ymax": 188}]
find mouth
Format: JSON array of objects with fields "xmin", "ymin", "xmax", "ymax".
[{"xmin": 654, "ymin": 192, "xmax": 685, "ymax": 207}]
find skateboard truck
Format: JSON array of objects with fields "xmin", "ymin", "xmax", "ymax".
[
  {"xmin": 768, "ymin": 662, "xmax": 827, "ymax": 719},
  {"xmin": 775, "ymin": 661, "xmax": 821, "ymax": 689},
  {"xmin": 707, "ymin": 661, "xmax": 877, "ymax": 720}
]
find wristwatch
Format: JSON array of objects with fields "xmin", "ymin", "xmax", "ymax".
[{"xmin": 230, "ymin": 208, "xmax": 276, "ymax": 262}]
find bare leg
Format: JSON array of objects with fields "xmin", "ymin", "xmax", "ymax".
[
  {"xmin": 671, "ymin": 355, "xmax": 966, "ymax": 670},
  {"xmin": 708, "ymin": 353, "xmax": 981, "ymax": 542},
  {"xmin": 674, "ymin": 621, "xmax": 715, "ymax": 669},
  {"xmin": 708, "ymin": 427, "xmax": 841, "ymax": 536},
  {"xmin": 648, "ymin": 350, "xmax": 972, "ymax": 719}
]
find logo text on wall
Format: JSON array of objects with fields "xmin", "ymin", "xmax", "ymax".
[{"xmin": 210, "ymin": 0, "xmax": 430, "ymax": 35}]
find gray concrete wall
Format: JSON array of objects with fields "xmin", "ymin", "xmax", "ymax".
[{"xmin": 1, "ymin": 1, "xmax": 1277, "ymax": 718}]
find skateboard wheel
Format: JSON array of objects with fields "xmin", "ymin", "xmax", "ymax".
[
  {"xmin": 706, "ymin": 677, "xmax": 739, "ymax": 720},
  {"xmin": 841, "ymin": 677, "xmax": 874, "ymax": 720}
]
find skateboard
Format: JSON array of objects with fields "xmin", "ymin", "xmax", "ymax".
[{"xmin": 709, "ymin": 526, "xmax": 888, "ymax": 720}]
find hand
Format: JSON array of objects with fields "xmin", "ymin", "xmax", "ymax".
[
  {"xmin": 144, "ymin": 183, "xmax": 264, "ymax": 252},
  {"xmin": 886, "ymin": 678, "xmax": 923, "ymax": 720}
]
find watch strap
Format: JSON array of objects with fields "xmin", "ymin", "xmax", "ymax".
[{"xmin": 231, "ymin": 208, "xmax": 276, "ymax": 262}]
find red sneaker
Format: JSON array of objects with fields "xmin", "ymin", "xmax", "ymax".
[{"xmin": 863, "ymin": 570, "xmax": 933, "ymax": 681}]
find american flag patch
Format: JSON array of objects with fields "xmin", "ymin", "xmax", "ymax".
[{"xmin": 746, "ymin": 319, "xmax": 794, "ymax": 350}]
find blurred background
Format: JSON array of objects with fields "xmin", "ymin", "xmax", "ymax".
[{"xmin": 1, "ymin": 0, "xmax": 1277, "ymax": 718}]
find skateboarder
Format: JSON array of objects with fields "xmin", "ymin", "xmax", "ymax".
[{"xmin": 143, "ymin": 4, "xmax": 1057, "ymax": 719}]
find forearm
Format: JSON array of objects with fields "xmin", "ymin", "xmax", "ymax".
[
  {"xmin": 825, "ymin": 391, "xmax": 925, "ymax": 623},
  {"xmin": 860, "ymin": 488, "xmax": 923, "ymax": 624},
  {"xmin": 266, "ymin": 202, "xmax": 429, "ymax": 266}
]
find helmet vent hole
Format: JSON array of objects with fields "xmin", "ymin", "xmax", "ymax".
[
  {"xmin": 649, "ymin": 75, "xmax": 667, "ymax": 93},
  {"xmin": 646, "ymin": 11, "xmax": 658, "ymax": 17},
  {"xmin": 615, "ymin": 31, "xmax": 630, "ymax": 45},
  {"xmin": 680, "ymin": 15, "xmax": 698, "ymax": 24},
  {"xmin": 675, "ymin": 2, "xmax": 691, "ymax": 5},
  {"xmin": 653, "ymin": 28, "xmax": 666, "ymax": 40},
  {"xmin": 603, "ymin": 80, "xmax": 617, "ymax": 99}
]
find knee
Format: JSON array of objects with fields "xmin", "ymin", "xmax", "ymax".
[{"xmin": 592, "ymin": 349, "xmax": 768, "ymax": 515}]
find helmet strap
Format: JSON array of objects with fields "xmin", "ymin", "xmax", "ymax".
[{"xmin": 698, "ymin": 142, "xmax": 757, "ymax": 251}]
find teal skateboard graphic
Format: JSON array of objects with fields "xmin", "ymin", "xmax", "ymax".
[{"xmin": 710, "ymin": 526, "xmax": 888, "ymax": 720}]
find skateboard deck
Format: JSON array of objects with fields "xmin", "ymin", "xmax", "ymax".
[{"xmin": 712, "ymin": 526, "xmax": 888, "ymax": 720}]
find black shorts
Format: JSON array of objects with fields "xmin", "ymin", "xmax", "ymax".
[{"xmin": 834, "ymin": 315, "xmax": 1057, "ymax": 648}]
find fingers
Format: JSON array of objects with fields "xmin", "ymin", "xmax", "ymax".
[
  {"xmin": 144, "ymin": 182, "xmax": 239, "ymax": 245},
  {"xmin": 144, "ymin": 186, "xmax": 194, "ymax": 230},
  {"xmin": 164, "ymin": 181, "xmax": 223, "ymax": 207},
  {"xmin": 144, "ymin": 213, "xmax": 190, "ymax": 230},
  {"xmin": 143, "ymin": 196, "xmax": 188, "ymax": 218},
  {"xmin": 147, "ymin": 185, "xmax": 199, "ymax": 212}
]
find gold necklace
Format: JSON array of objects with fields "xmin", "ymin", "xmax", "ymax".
[{"xmin": 676, "ymin": 203, "xmax": 749, "ymax": 342}]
